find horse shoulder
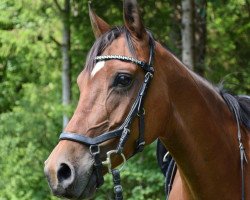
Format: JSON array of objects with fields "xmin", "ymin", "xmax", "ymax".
[{"xmin": 169, "ymin": 169, "xmax": 192, "ymax": 200}]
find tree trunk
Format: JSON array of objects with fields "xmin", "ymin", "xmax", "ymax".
[
  {"xmin": 194, "ymin": 0, "xmax": 207, "ymax": 76},
  {"xmin": 61, "ymin": 0, "xmax": 71, "ymax": 128},
  {"xmin": 181, "ymin": 0, "xmax": 195, "ymax": 69}
]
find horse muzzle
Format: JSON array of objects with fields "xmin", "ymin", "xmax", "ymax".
[
  {"xmin": 44, "ymin": 161, "xmax": 97, "ymax": 199},
  {"xmin": 44, "ymin": 141, "xmax": 97, "ymax": 199}
]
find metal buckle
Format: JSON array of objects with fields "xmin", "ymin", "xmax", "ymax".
[
  {"xmin": 102, "ymin": 150, "xmax": 127, "ymax": 173},
  {"xmin": 89, "ymin": 145, "xmax": 100, "ymax": 155},
  {"xmin": 145, "ymin": 72, "xmax": 154, "ymax": 80},
  {"xmin": 137, "ymin": 141, "xmax": 145, "ymax": 152}
]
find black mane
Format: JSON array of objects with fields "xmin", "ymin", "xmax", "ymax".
[
  {"xmin": 85, "ymin": 26, "xmax": 130, "ymax": 73},
  {"xmin": 221, "ymin": 90, "xmax": 250, "ymax": 130}
]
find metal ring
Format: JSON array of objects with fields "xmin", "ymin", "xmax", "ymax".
[
  {"xmin": 89, "ymin": 145, "xmax": 100, "ymax": 155},
  {"xmin": 137, "ymin": 108, "xmax": 145, "ymax": 117},
  {"xmin": 102, "ymin": 150, "xmax": 126, "ymax": 173}
]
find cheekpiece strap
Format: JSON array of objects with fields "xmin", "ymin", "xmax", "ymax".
[
  {"xmin": 136, "ymin": 110, "xmax": 145, "ymax": 153},
  {"xmin": 95, "ymin": 55, "xmax": 154, "ymax": 73}
]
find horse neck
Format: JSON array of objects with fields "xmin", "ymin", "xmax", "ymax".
[{"xmin": 154, "ymin": 43, "xmax": 243, "ymax": 199}]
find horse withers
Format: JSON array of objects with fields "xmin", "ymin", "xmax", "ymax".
[{"xmin": 44, "ymin": 0, "xmax": 250, "ymax": 199}]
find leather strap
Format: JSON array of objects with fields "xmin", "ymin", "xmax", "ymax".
[
  {"xmin": 136, "ymin": 110, "xmax": 145, "ymax": 153},
  {"xmin": 112, "ymin": 169, "xmax": 123, "ymax": 200},
  {"xmin": 221, "ymin": 93, "xmax": 248, "ymax": 200},
  {"xmin": 89, "ymin": 145, "xmax": 104, "ymax": 188},
  {"xmin": 166, "ymin": 160, "xmax": 177, "ymax": 198},
  {"xmin": 116, "ymin": 72, "xmax": 153, "ymax": 154},
  {"xmin": 95, "ymin": 55, "xmax": 154, "ymax": 73},
  {"xmin": 60, "ymin": 128, "xmax": 123, "ymax": 146}
]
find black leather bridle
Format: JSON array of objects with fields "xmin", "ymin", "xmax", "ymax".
[{"xmin": 59, "ymin": 37, "xmax": 155, "ymax": 200}]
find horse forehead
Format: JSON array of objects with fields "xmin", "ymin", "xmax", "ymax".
[
  {"xmin": 104, "ymin": 36, "xmax": 129, "ymax": 55},
  {"xmin": 90, "ymin": 36, "xmax": 131, "ymax": 78},
  {"xmin": 91, "ymin": 61, "xmax": 106, "ymax": 77}
]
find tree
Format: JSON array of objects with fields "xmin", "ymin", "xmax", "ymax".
[
  {"xmin": 206, "ymin": 0, "xmax": 250, "ymax": 93},
  {"xmin": 194, "ymin": 0, "xmax": 207, "ymax": 76},
  {"xmin": 53, "ymin": 0, "xmax": 72, "ymax": 128},
  {"xmin": 0, "ymin": 1, "xmax": 62, "ymax": 199},
  {"xmin": 177, "ymin": 0, "xmax": 207, "ymax": 74},
  {"xmin": 181, "ymin": 0, "xmax": 195, "ymax": 69}
]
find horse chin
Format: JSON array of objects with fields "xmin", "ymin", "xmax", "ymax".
[{"xmin": 78, "ymin": 172, "xmax": 97, "ymax": 200}]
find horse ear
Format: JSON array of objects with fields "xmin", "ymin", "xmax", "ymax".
[
  {"xmin": 89, "ymin": 2, "xmax": 111, "ymax": 38},
  {"xmin": 123, "ymin": 0, "xmax": 147, "ymax": 40}
]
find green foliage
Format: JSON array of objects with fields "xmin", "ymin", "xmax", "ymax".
[
  {"xmin": 0, "ymin": 0, "xmax": 249, "ymax": 199},
  {"xmin": 206, "ymin": 0, "xmax": 250, "ymax": 93},
  {"xmin": 0, "ymin": 83, "xmax": 61, "ymax": 199},
  {"xmin": 0, "ymin": 0, "xmax": 62, "ymax": 199}
]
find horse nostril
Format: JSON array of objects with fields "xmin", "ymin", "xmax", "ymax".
[{"xmin": 57, "ymin": 163, "xmax": 72, "ymax": 183}]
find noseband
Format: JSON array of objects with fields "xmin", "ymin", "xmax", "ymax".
[{"xmin": 59, "ymin": 37, "xmax": 155, "ymax": 199}]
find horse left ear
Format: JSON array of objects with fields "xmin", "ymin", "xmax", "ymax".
[
  {"xmin": 89, "ymin": 2, "xmax": 111, "ymax": 38},
  {"xmin": 123, "ymin": 0, "xmax": 147, "ymax": 40}
]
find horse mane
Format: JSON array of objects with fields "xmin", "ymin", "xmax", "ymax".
[
  {"xmin": 85, "ymin": 26, "xmax": 154, "ymax": 73},
  {"xmin": 220, "ymin": 90, "xmax": 250, "ymax": 130}
]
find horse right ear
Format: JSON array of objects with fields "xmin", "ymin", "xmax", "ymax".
[
  {"xmin": 89, "ymin": 2, "xmax": 111, "ymax": 38},
  {"xmin": 123, "ymin": 0, "xmax": 147, "ymax": 40}
]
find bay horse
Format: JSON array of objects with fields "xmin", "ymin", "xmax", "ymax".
[{"xmin": 44, "ymin": 0, "xmax": 250, "ymax": 199}]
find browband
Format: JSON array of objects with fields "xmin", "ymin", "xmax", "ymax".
[{"xmin": 95, "ymin": 55, "xmax": 154, "ymax": 73}]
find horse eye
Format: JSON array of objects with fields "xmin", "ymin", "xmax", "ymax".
[{"xmin": 113, "ymin": 74, "xmax": 132, "ymax": 88}]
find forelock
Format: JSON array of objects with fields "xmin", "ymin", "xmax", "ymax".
[{"xmin": 85, "ymin": 26, "xmax": 135, "ymax": 73}]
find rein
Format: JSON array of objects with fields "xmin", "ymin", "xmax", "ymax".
[
  {"xmin": 222, "ymin": 93, "xmax": 248, "ymax": 200},
  {"xmin": 59, "ymin": 37, "xmax": 155, "ymax": 199}
]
